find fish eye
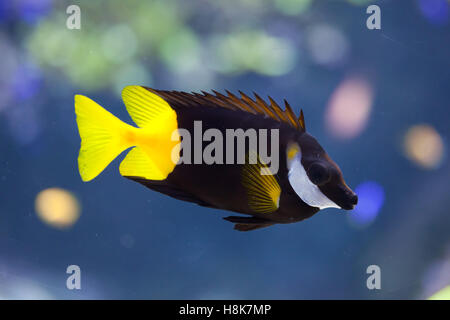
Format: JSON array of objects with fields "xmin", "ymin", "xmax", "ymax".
[{"xmin": 307, "ymin": 162, "xmax": 330, "ymax": 186}]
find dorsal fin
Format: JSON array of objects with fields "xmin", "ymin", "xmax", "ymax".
[
  {"xmin": 253, "ymin": 92, "xmax": 282, "ymax": 121},
  {"xmin": 144, "ymin": 87, "xmax": 306, "ymax": 132},
  {"xmin": 283, "ymin": 99, "xmax": 299, "ymax": 130},
  {"xmin": 210, "ymin": 90, "xmax": 240, "ymax": 111},
  {"xmin": 226, "ymin": 90, "xmax": 253, "ymax": 112},
  {"xmin": 237, "ymin": 91, "xmax": 271, "ymax": 118},
  {"xmin": 267, "ymin": 95, "xmax": 287, "ymax": 122},
  {"xmin": 299, "ymin": 109, "xmax": 306, "ymax": 131}
]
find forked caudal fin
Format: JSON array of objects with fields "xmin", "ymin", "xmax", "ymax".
[{"xmin": 74, "ymin": 86, "xmax": 180, "ymax": 182}]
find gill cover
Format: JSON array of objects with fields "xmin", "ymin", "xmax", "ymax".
[{"xmin": 287, "ymin": 143, "xmax": 340, "ymax": 210}]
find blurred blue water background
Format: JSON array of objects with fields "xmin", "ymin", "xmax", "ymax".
[{"xmin": 0, "ymin": 0, "xmax": 449, "ymax": 299}]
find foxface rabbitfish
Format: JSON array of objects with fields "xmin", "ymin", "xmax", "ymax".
[{"xmin": 75, "ymin": 86, "xmax": 357, "ymax": 231}]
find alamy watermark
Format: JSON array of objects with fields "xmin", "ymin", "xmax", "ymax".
[
  {"xmin": 366, "ymin": 5, "xmax": 381, "ymax": 30},
  {"xmin": 66, "ymin": 5, "xmax": 81, "ymax": 30},
  {"xmin": 66, "ymin": 264, "xmax": 81, "ymax": 290},
  {"xmin": 366, "ymin": 265, "xmax": 381, "ymax": 290},
  {"xmin": 171, "ymin": 121, "xmax": 280, "ymax": 174}
]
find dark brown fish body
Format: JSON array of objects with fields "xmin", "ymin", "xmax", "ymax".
[
  {"xmin": 130, "ymin": 105, "xmax": 319, "ymax": 225},
  {"xmin": 125, "ymin": 88, "xmax": 356, "ymax": 231},
  {"xmin": 75, "ymin": 86, "xmax": 357, "ymax": 231}
]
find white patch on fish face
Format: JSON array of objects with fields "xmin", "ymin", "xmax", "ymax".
[{"xmin": 287, "ymin": 155, "xmax": 340, "ymax": 210}]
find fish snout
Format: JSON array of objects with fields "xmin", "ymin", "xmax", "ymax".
[
  {"xmin": 349, "ymin": 193, "xmax": 358, "ymax": 206},
  {"xmin": 341, "ymin": 190, "xmax": 357, "ymax": 210}
]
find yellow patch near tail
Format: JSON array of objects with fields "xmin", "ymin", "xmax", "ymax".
[
  {"xmin": 122, "ymin": 86, "xmax": 175, "ymax": 128},
  {"xmin": 119, "ymin": 86, "xmax": 180, "ymax": 180},
  {"xmin": 241, "ymin": 152, "xmax": 281, "ymax": 214},
  {"xmin": 74, "ymin": 86, "xmax": 180, "ymax": 182},
  {"xmin": 119, "ymin": 147, "xmax": 166, "ymax": 180}
]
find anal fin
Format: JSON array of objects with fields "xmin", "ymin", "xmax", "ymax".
[
  {"xmin": 223, "ymin": 216, "xmax": 275, "ymax": 232},
  {"xmin": 125, "ymin": 177, "xmax": 217, "ymax": 208}
]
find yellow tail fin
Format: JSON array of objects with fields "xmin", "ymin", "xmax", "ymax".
[
  {"xmin": 75, "ymin": 95, "xmax": 135, "ymax": 182},
  {"xmin": 74, "ymin": 86, "xmax": 180, "ymax": 182}
]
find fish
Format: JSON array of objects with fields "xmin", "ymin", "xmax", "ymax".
[{"xmin": 74, "ymin": 86, "xmax": 357, "ymax": 231}]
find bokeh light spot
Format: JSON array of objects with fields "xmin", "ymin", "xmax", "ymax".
[
  {"xmin": 12, "ymin": 62, "xmax": 42, "ymax": 101},
  {"xmin": 6, "ymin": 104, "xmax": 41, "ymax": 145},
  {"xmin": 210, "ymin": 31, "xmax": 296, "ymax": 76},
  {"xmin": 404, "ymin": 124, "xmax": 444, "ymax": 169},
  {"xmin": 0, "ymin": 33, "xmax": 18, "ymax": 112},
  {"xmin": 113, "ymin": 62, "xmax": 152, "ymax": 97},
  {"xmin": 274, "ymin": 0, "xmax": 312, "ymax": 16},
  {"xmin": 35, "ymin": 188, "xmax": 81, "ymax": 229},
  {"xmin": 325, "ymin": 76, "xmax": 374, "ymax": 139},
  {"xmin": 418, "ymin": 0, "xmax": 449, "ymax": 25},
  {"xmin": 348, "ymin": 181, "xmax": 385, "ymax": 227},
  {"xmin": 159, "ymin": 29, "xmax": 201, "ymax": 74},
  {"xmin": 18, "ymin": 0, "xmax": 52, "ymax": 24},
  {"xmin": 428, "ymin": 286, "xmax": 450, "ymax": 300},
  {"xmin": 306, "ymin": 24, "xmax": 349, "ymax": 67},
  {"xmin": 347, "ymin": 0, "xmax": 373, "ymax": 5},
  {"xmin": 102, "ymin": 24, "xmax": 138, "ymax": 63}
]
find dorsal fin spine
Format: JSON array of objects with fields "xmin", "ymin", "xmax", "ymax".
[
  {"xmin": 267, "ymin": 96, "xmax": 287, "ymax": 122},
  {"xmin": 238, "ymin": 91, "xmax": 269, "ymax": 116},
  {"xmin": 254, "ymin": 93, "xmax": 282, "ymax": 121},
  {"xmin": 146, "ymin": 88, "xmax": 306, "ymax": 132},
  {"xmin": 210, "ymin": 90, "xmax": 237, "ymax": 110},
  {"xmin": 283, "ymin": 99, "xmax": 299, "ymax": 129},
  {"xmin": 250, "ymin": 92, "xmax": 278, "ymax": 120},
  {"xmin": 226, "ymin": 90, "xmax": 253, "ymax": 112},
  {"xmin": 299, "ymin": 109, "xmax": 306, "ymax": 131}
]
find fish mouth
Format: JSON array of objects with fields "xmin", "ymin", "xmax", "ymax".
[
  {"xmin": 341, "ymin": 202, "xmax": 356, "ymax": 210},
  {"xmin": 317, "ymin": 182, "xmax": 358, "ymax": 211},
  {"xmin": 339, "ymin": 192, "xmax": 358, "ymax": 210}
]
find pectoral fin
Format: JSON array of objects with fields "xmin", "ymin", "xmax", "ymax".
[{"xmin": 241, "ymin": 152, "xmax": 281, "ymax": 214}]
